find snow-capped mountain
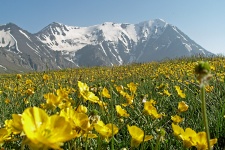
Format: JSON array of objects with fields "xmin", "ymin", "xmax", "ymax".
[
  {"xmin": 0, "ymin": 23, "xmax": 77, "ymax": 72},
  {"xmin": 0, "ymin": 19, "xmax": 213, "ymax": 72}
]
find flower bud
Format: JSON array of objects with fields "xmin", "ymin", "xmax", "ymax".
[{"xmin": 194, "ymin": 61, "xmax": 212, "ymax": 84}]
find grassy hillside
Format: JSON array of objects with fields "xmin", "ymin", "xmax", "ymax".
[{"xmin": 0, "ymin": 56, "xmax": 225, "ymax": 149}]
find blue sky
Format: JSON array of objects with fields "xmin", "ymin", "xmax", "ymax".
[{"xmin": 1, "ymin": 0, "xmax": 225, "ymax": 54}]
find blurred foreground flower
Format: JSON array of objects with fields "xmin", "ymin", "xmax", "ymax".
[
  {"xmin": 60, "ymin": 107, "xmax": 91, "ymax": 136},
  {"xmin": 22, "ymin": 107, "xmax": 75, "ymax": 150}
]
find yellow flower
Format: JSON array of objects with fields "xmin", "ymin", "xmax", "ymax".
[
  {"xmin": 94, "ymin": 120, "xmax": 119, "ymax": 142},
  {"xmin": 116, "ymin": 105, "xmax": 130, "ymax": 118},
  {"xmin": 175, "ymin": 86, "xmax": 186, "ymax": 98},
  {"xmin": 123, "ymin": 93, "xmax": 134, "ymax": 105},
  {"xmin": 56, "ymin": 88, "xmax": 70, "ymax": 101},
  {"xmin": 171, "ymin": 115, "xmax": 184, "ymax": 124},
  {"xmin": 44, "ymin": 93, "xmax": 61, "ymax": 108},
  {"xmin": 78, "ymin": 81, "xmax": 100, "ymax": 103},
  {"xmin": 101, "ymin": 87, "xmax": 111, "ymax": 98},
  {"xmin": 76, "ymin": 105, "xmax": 88, "ymax": 114},
  {"xmin": 205, "ymin": 85, "xmax": 214, "ymax": 92},
  {"xmin": 127, "ymin": 82, "xmax": 138, "ymax": 94},
  {"xmin": 26, "ymin": 88, "xmax": 35, "ymax": 95},
  {"xmin": 171, "ymin": 123, "xmax": 184, "ymax": 137},
  {"xmin": 82, "ymin": 133, "xmax": 98, "ymax": 140},
  {"xmin": 127, "ymin": 125, "xmax": 153, "ymax": 147},
  {"xmin": 60, "ymin": 107, "xmax": 91, "ymax": 134},
  {"xmin": 0, "ymin": 128, "xmax": 11, "ymax": 146},
  {"xmin": 97, "ymin": 101, "xmax": 108, "ymax": 110},
  {"xmin": 163, "ymin": 89, "xmax": 171, "ymax": 96},
  {"xmin": 172, "ymin": 123, "xmax": 217, "ymax": 149},
  {"xmin": 178, "ymin": 101, "xmax": 189, "ymax": 112},
  {"xmin": 4, "ymin": 114, "xmax": 23, "ymax": 135},
  {"xmin": 78, "ymin": 81, "xmax": 90, "ymax": 93},
  {"xmin": 26, "ymin": 79, "xmax": 33, "ymax": 85},
  {"xmin": 172, "ymin": 123, "xmax": 195, "ymax": 148},
  {"xmin": 143, "ymin": 100, "xmax": 163, "ymax": 119},
  {"xmin": 181, "ymin": 128, "xmax": 197, "ymax": 148},
  {"xmin": 5, "ymin": 98, "xmax": 10, "ymax": 104},
  {"xmin": 16, "ymin": 74, "xmax": 22, "ymax": 79},
  {"xmin": 22, "ymin": 107, "xmax": 75, "ymax": 150},
  {"xmin": 115, "ymin": 85, "xmax": 124, "ymax": 92},
  {"xmin": 193, "ymin": 132, "xmax": 217, "ymax": 150},
  {"xmin": 43, "ymin": 74, "xmax": 49, "ymax": 81}
]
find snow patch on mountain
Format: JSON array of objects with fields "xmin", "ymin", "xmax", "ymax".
[
  {"xmin": 26, "ymin": 42, "xmax": 41, "ymax": 57},
  {"xmin": 172, "ymin": 26, "xmax": 187, "ymax": 41},
  {"xmin": 184, "ymin": 44, "xmax": 192, "ymax": 52},
  {"xmin": 99, "ymin": 43, "xmax": 108, "ymax": 56},
  {"xmin": 0, "ymin": 30, "xmax": 15, "ymax": 47},
  {"xmin": 0, "ymin": 65, "xmax": 7, "ymax": 70},
  {"xmin": 9, "ymin": 33, "xmax": 22, "ymax": 53},
  {"xmin": 19, "ymin": 30, "xmax": 32, "ymax": 41}
]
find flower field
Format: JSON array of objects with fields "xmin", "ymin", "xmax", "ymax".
[{"xmin": 0, "ymin": 56, "xmax": 225, "ymax": 149}]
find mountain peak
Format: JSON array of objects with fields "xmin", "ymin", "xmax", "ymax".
[
  {"xmin": 2, "ymin": 22, "xmax": 21, "ymax": 30},
  {"xmin": 137, "ymin": 19, "xmax": 168, "ymax": 28},
  {"xmin": 49, "ymin": 22, "xmax": 63, "ymax": 27},
  {"xmin": 0, "ymin": 18, "xmax": 214, "ymax": 72}
]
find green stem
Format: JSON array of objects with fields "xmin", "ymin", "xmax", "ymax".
[
  {"xmin": 85, "ymin": 133, "xmax": 88, "ymax": 150},
  {"xmin": 155, "ymin": 136, "xmax": 160, "ymax": 150},
  {"xmin": 110, "ymin": 87, "xmax": 114, "ymax": 150},
  {"xmin": 200, "ymin": 84, "xmax": 211, "ymax": 149}
]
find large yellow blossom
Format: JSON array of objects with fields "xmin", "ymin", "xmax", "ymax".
[
  {"xmin": 94, "ymin": 120, "xmax": 118, "ymax": 142},
  {"xmin": 127, "ymin": 125, "xmax": 153, "ymax": 147},
  {"xmin": 21, "ymin": 107, "xmax": 75, "ymax": 150},
  {"xmin": 60, "ymin": 107, "xmax": 91, "ymax": 135}
]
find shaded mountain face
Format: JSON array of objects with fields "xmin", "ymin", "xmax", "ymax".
[{"xmin": 0, "ymin": 19, "xmax": 213, "ymax": 72}]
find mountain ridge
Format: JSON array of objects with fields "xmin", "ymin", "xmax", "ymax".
[{"xmin": 0, "ymin": 19, "xmax": 214, "ymax": 73}]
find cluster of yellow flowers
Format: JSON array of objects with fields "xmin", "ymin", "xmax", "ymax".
[
  {"xmin": 171, "ymin": 101, "xmax": 217, "ymax": 150},
  {"xmin": 0, "ymin": 56, "xmax": 224, "ymax": 149},
  {"xmin": 0, "ymin": 79, "xmax": 168, "ymax": 149},
  {"xmin": 172, "ymin": 123, "xmax": 217, "ymax": 150}
]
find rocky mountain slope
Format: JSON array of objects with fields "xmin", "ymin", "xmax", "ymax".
[{"xmin": 0, "ymin": 19, "xmax": 213, "ymax": 73}]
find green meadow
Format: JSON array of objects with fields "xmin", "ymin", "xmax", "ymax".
[{"xmin": 0, "ymin": 56, "xmax": 225, "ymax": 150}]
